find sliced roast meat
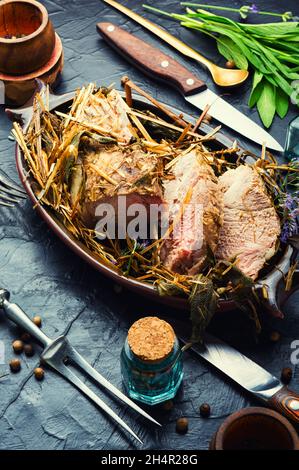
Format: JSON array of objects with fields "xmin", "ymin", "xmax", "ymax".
[
  {"xmin": 160, "ymin": 147, "xmax": 221, "ymax": 275},
  {"xmin": 216, "ymin": 165, "xmax": 280, "ymax": 280},
  {"xmin": 80, "ymin": 140, "xmax": 162, "ymax": 230}
]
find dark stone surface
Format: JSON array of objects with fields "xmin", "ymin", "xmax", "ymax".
[{"xmin": 0, "ymin": 0, "xmax": 298, "ymax": 450}]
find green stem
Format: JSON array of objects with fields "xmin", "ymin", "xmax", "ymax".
[
  {"xmin": 143, "ymin": 5, "xmax": 204, "ymax": 26},
  {"xmin": 142, "ymin": 5, "xmax": 175, "ymax": 19},
  {"xmin": 181, "ymin": 3, "xmax": 286, "ymax": 18},
  {"xmin": 181, "ymin": 3, "xmax": 241, "ymax": 13}
]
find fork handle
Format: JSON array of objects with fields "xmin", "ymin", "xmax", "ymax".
[{"xmin": 0, "ymin": 289, "xmax": 51, "ymax": 348}]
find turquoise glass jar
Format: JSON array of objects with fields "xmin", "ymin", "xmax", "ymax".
[
  {"xmin": 284, "ymin": 115, "xmax": 299, "ymax": 160},
  {"xmin": 121, "ymin": 317, "xmax": 183, "ymax": 406}
]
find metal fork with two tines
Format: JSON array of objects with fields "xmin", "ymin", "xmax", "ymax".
[
  {"xmin": 0, "ymin": 171, "xmax": 26, "ymax": 207},
  {"xmin": 0, "ymin": 289, "xmax": 160, "ymax": 444}
]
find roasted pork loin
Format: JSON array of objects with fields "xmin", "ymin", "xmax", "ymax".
[
  {"xmin": 216, "ymin": 165, "xmax": 280, "ymax": 280},
  {"xmin": 80, "ymin": 140, "xmax": 162, "ymax": 229},
  {"xmin": 160, "ymin": 147, "xmax": 222, "ymax": 275}
]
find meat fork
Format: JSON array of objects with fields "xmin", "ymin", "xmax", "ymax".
[
  {"xmin": 0, "ymin": 289, "xmax": 161, "ymax": 444},
  {"xmin": 0, "ymin": 170, "xmax": 26, "ymax": 207}
]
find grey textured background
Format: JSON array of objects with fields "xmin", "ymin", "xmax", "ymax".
[{"xmin": 0, "ymin": 0, "xmax": 298, "ymax": 450}]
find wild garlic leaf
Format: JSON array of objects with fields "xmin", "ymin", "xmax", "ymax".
[
  {"xmin": 217, "ymin": 36, "xmax": 248, "ymax": 70},
  {"xmin": 248, "ymin": 71, "xmax": 264, "ymax": 108},
  {"xmin": 257, "ymin": 81, "xmax": 277, "ymax": 128},
  {"xmin": 276, "ymin": 88, "xmax": 289, "ymax": 119}
]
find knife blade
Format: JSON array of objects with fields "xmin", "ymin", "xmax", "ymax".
[
  {"xmin": 97, "ymin": 22, "xmax": 283, "ymax": 151},
  {"xmin": 183, "ymin": 332, "xmax": 299, "ymax": 423}
]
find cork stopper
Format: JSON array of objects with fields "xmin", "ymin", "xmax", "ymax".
[{"xmin": 128, "ymin": 316, "xmax": 175, "ymax": 363}]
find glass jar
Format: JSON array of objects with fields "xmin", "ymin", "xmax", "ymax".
[
  {"xmin": 284, "ymin": 115, "xmax": 299, "ymax": 160},
  {"xmin": 121, "ymin": 317, "xmax": 183, "ymax": 406}
]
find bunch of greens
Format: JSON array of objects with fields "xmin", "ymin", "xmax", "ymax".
[{"xmin": 143, "ymin": 3, "xmax": 299, "ymax": 128}]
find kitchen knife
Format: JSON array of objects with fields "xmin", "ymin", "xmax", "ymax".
[
  {"xmin": 97, "ymin": 22, "xmax": 283, "ymax": 151},
  {"xmin": 102, "ymin": 0, "xmax": 249, "ymax": 87},
  {"xmin": 183, "ymin": 332, "xmax": 299, "ymax": 424}
]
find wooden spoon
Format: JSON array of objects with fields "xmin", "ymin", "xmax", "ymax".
[{"xmin": 103, "ymin": 0, "xmax": 249, "ymax": 87}]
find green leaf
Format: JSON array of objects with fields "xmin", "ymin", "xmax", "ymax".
[
  {"xmin": 257, "ymin": 81, "xmax": 277, "ymax": 128},
  {"xmin": 248, "ymin": 71, "xmax": 264, "ymax": 108},
  {"xmin": 216, "ymin": 35, "xmax": 248, "ymax": 70},
  {"xmin": 216, "ymin": 37, "xmax": 233, "ymax": 61},
  {"xmin": 276, "ymin": 88, "xmax": 289, "ymax": 119},
  {"xmin": 188, "ymin": 274, "xmax": 217, "ymax": 344}
]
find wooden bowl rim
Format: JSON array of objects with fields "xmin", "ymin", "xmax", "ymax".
[
  {"xmin": 0, "ymin": 33, "xmax": 62, "ymax": 81},
  {"xmin": 0, "ymin": 0, "xmax": 49, "ymax": 44},
  {"xmin": 214, "ymin": 406, "xmax": 299, "ymax": 450}
]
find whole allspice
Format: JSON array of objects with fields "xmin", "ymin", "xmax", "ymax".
[
  {"xmin": 33, "ymin": 316, "xmax": 42, "ymax": 328},
  {"xmin": 200, "ymin": 403, "xmax": 211, "ymax": 418},
  {"xmin": 34, "ymin": 367, "xmax": 44, "ymax": 381},
  {"xmin": 9, "ymin": 358, "xmax": 21, "ymax": 373},
  {"xmin": 12, "ymin": 340, "xmax": 24, "ymax": 354},
  {"xmin": 176, "ymin": 417, "xmax": 188, "ymax": 434}
]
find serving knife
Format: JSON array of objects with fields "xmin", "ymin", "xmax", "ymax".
[
  {"xmin": 179, "ymin": 331, "xmax": 299, "ymax": 424},
  {"xmin": 97, "ymin": 22, "xmax": 283, "ymax": 152}
]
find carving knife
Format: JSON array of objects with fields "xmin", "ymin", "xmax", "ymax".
[
  {"xmin": 97, "ymin": 22, "xmax": 283, "ymax": 151},
  {"xmin": 164, "ymin": 316, "xmax": 299, "ymax": 424}
]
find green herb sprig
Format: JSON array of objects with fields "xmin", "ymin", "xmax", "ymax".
[
  {"xmin": 143, "ymin": 4, "xmax": 299, "ymax": 127},
  {"xmin": 181, "ymin": 3, "xmax": 295, "ymax": 22}
]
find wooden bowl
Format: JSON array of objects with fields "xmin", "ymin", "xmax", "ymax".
[
  {"xmin": 0, "ymin": 0, "xmax": 55, "ymax": 75},
  {"xmin": 210, "ymin": 407, "xmax": 299, "ymax": 450},
  {"xmin": 0, "ymin": 33, "xmax": 63, "ymax": 106}
]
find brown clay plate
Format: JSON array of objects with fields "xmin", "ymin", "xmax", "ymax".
[{"xmin": 11, "ymin": 89, "xmax": 298, "ymax": 315}]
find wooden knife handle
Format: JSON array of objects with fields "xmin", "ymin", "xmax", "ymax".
[
  {"xmin": 97, "ymin": 22, "xmax": 206, "ymax": 96},
  {"xmin": 269, "ymin": 386, "xmax": 299, "ymax": 424}
]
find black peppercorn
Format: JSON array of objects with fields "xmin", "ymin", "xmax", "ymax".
[
  {"xmin": 176, "ymin": 417, "xmax": 188, "ymax": 434},
  {"xmin": 20, "ymin": 332, "xmax": 31, "ymax": 343},
  {"xmin": 24, "ymin": 344, "xmax": 34, "ymax": 357},
  {"xmin": 281, "ymin": 367, "xmax": 292, "ymax": 384},
  {"xmin": 270, "ymin": 331, "xmax": 280, "ymax": 342},
  {"xmin": 200, "ymin": 403, "xmax": 211, "ymax": 417},
  {"xmin": 162, "ymin": 400, "xmax": 174, "ymax": 411}
]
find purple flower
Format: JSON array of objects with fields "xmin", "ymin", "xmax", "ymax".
[
  {"xmin": 280, "ymin": 192, "xmax": 299, "ymax": 243},
  {"xmin": 250, "ymin": 4, "xmax": 259, "ymax": 13}
]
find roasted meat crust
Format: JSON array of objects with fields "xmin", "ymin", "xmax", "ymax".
[{"xmin": 80, "ymin": 140, "xmax": 163, "ymax": 228}]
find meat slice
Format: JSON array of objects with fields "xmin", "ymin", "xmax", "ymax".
[
  {"xmin": 160, "ymin": 147, "xmax": 221, "ymax": 275},
  {"xmin": 216, "ymin": 165, "xmax": 280, "ymax": 280},
  {"xmin": 80, "ymin": 140, "xmax": 162, "ymax": 230}
]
